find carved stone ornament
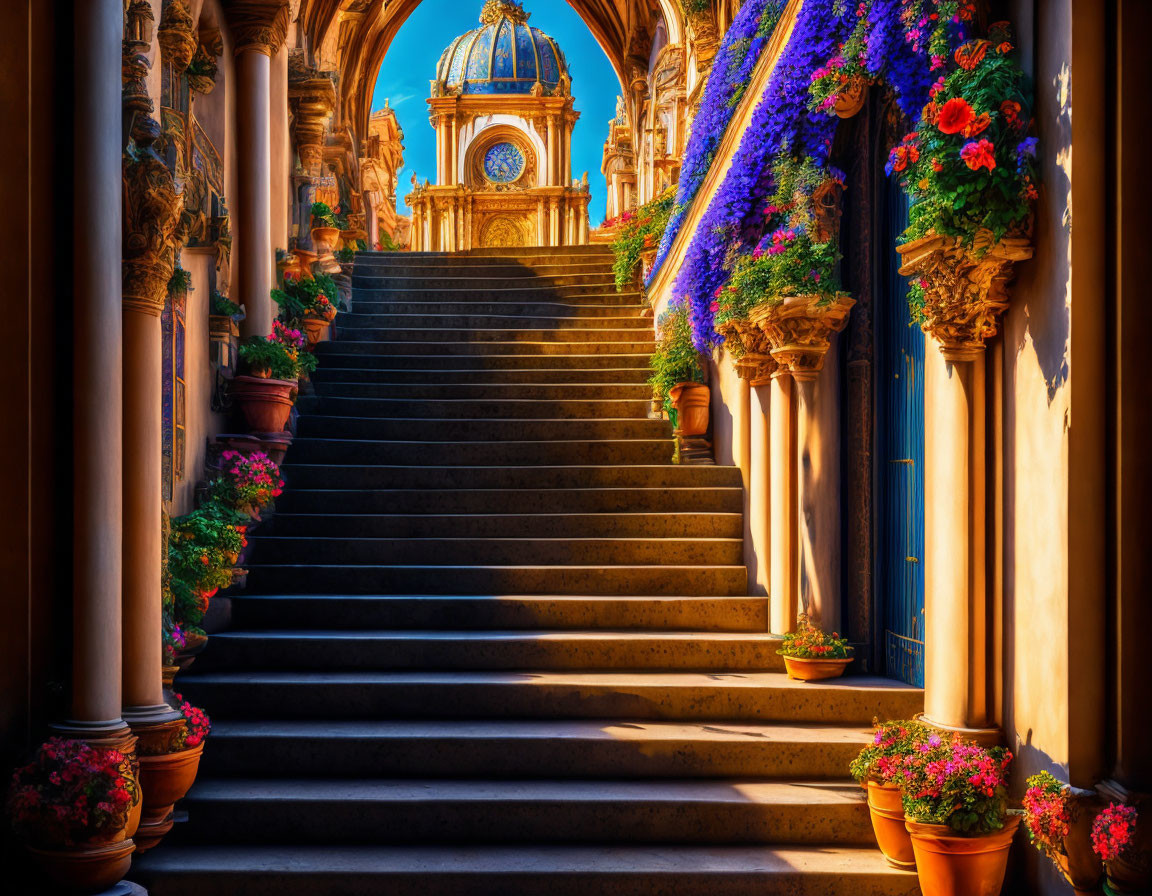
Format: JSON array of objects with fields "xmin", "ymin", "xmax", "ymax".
[
  {"xmin": 186, "ymin": 43, "xmax": 219, "ymax": 95},
  {"xmin": 123, "ymin": 0, "xmax": 155, "ymax": 118},
  {"xmin": 749, "ymin": 294, "xmax": 856, "ymax": 382},
  {"xmin": 224, "ymin": 0, "xmax": 291, "ymax": 57},
  {"xmin": 158, "ymin": 0, "xmax": 197, "ymax": 74},
  {"xmin": 896, "ymin": 229, "xmax": 1033, "ymax": 361},
  {"xmin": 687, "ymin": 13, "xmax": 720, "ymax": 73},
  {"xmin": 123, "ymin": 115, "xmax": 185, "ymax": 317},
  {"xmin": 715, "ymin": 319, "xmax": 778, "ymax": 385}
]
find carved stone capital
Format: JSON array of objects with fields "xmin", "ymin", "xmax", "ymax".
[
  {"xmin": 123, "ymin": 116, "xmax": 184, "ymax": 317},
  {"xmin": 896, "ymin": 230, "xmax": 1033, "ymax": 361},
  {"xmin": 123, "ymin": 0, "xmax": 155, "ymax": 118},
  {"xmin": 224, "ymin": 0, "xmax": 291, "ymax": 57},
  {"xmin": 715, "ymin": 319, "xmax": 779, "ymax": 385},
  {"xmin": 749, "ymin": 294, "xmax": 856, "ymax": 382},
  {"xmin": 158, "ymin": 0, "xmax": 197, "ymax": 73}
]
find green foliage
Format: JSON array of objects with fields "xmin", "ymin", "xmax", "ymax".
[
  {"xmin": 848, "ymin": 719, "xmax": 933, "ymax": 784},
  {"xmin": 335, "ymin": 248, "xmax": 356, "ymax": 263},
  {"xmin": 378, "ymin": 232, "xmax": 401, "ymax": 252},
  {"xmin": 610, "ymin": 188, "xmax": 676, "ymax": 291},
  {"xmin": 210, "ymin": 290, "xmax": 242, "ymax": 318},
  {"xmin": 895, "ymin": 39, "xmax": 1037, "ymax": 247},
  {"xmin": 167, "ymin": 506, "xmax": 247, "ymax": 626},
  {"xmin": 776, "ymin": 614, "xmax": 853, "ymax": 659},
  {"xmin": 719, "ymin": 157, "xmax": 846, "ymax": 322},
  {"xmin": 310, "ymin": 202, "xmax": 336, "ymax": 227},
  {"xmin": 649, "ymin": 301, "xmax": 705, "ymax": 424},
  {"xmin": 272, "ymin": 273, "xmax": 343, "ymax": 325},
  {"xmin": 168, "ymin": 265, "xmax": 192, "ymax": 296},
  {"xmin": 238, "ymin": 329, "xmax": 316, "ymax": 380}
]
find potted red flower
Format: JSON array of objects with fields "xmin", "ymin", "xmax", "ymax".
[
  {"xmin": 776, "ymin": 614, "xmax": 854, "ymax": 681},
  {"xmin": 207, "ymin": 449, "xmax": 284, "ymax": 520},
  {"xmin": 1092, "ymin": 803, "xmax": 1146, "ymax": 895},
  {"xmin": 900, "ymin": 737, "xmax": 1018, "ymax": 896},
  {"xmin": 849, "ymin": 719, "xmax": 933, "ymax": 869},
  {"xmin": 135, "ymin": 695, "xmax": 211, "ymax": 853},
  {"xmin": 7, "ymin": 738, "xmax": 141, "ymax": 891},
  {"xmin": 233, "ymin": 322, "xmax": 315, "ymax": 434},
  {"xmin": 1022, "ymin": 771, "xmax": 1105, "ymax": 895}
]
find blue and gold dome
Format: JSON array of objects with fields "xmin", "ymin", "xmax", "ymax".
[{"xmin": 435, "ymin": 1, "xmax": 569, "ymax": 96}]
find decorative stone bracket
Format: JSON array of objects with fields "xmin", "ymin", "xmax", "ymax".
[
  {"xmin": 749, "ymin": 294, "xmax": 856, "ymax": 382},
  {"xmin": 715, "ymin": 318, "xmax": 779, "ymax": 385},
  {"xmin": 158, "ymin": 0, "xmax": 197, "ymax": 74},
  {"xmin": 897, "ymin": 230, "xmax": 1034, "ymax": 362}
]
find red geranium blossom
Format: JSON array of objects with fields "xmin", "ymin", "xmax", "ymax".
[
  {"xmin": 937, "ymin": 98, "xmax": 976, "ymax": 135},
  {"xmin": 961, "ymin": 139, "xmax": 997, "ymax": 171},
  {"xmin": 962, "ymin": 112, "xmax": 991, "ymax": 137}
]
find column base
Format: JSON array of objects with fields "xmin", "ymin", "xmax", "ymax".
[
  {"xmin": 50, "ymin": 719, "xmax": 135, "ymax": 753},
  {"xmin": 916, "ymin": 713, "xmax": 1002, "ymax": 747},
  {"xmin": 124, "ymin": 704, "xmax": 185, "ymax": 755}
]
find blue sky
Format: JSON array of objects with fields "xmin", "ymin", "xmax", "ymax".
[{"xmin": 372, "ymin": 0, "xmax": 619, "ymax": 227}]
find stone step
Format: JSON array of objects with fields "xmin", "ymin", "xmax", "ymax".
[
  {"xmin": 310, "ymin": 382, "xmax": 654, "ymax": 400},
  {"xmin": 333, "ymin": 328, "xmax": 655, "ymax": 346},
  {"xmin": 351, "ymin": 274, "xmax": 623, "ymax": 290},
  {"xmin": 248, "ymin": 536, "xmax": 743, "ymax": 567},
  {"xmin": 278, "ymin": 463, "xmax": 738, "ymax": 491},
  {"xmin": 353, "ymin": 258, "xmax": 614, "ymax": 272},
  {"xmin": 198, "ymin": 719, "xmax": 871, "ymax": 779},
  {"xmin": 131, "ymin": 843, "xmax": 920, "ymax": 896},
  {"xmin": 177, "ymin": 671, "xmax": 921, "ymax": 723},
  {"xmin": 318, "ymin": 340, "xmax": 654, "ymax": 356},
  {"xmin": 341, "ymin": 302, "xmax": 645, "ymax": 318},
  {"xmin": 239, "ymin": 563, "xmax": 748, "ymax": 597},
  {"xmin": 350, "ymin": 287, "xmax": 637, "ymax": 302},
  {"xmin": 293, "ymin": 417, "xmax": 671, "ymax": 442},
  {"xmin": 174, "ymin": 778, "xmax": 873, "ymax": 846},
  {"xmin": 296, "ymin": 396, "xmax": 654, "ymax": 419},
  {"xmin": 340, "ymin": 313, "xmax": 652, "ymax": 330},
  {"xmin": 309, "ymin": 366, "xmax": 653, "ymax": 384},
  {"xmin": 228, "ymin": 595, "xmax": 769, "ymax": 633},
  {"xmin": 313, "ymin": 352, "xmax": 651, "ymax": 371},
  {"xmin": 194, "ymin": 630, "xmax": 782, "ymax": 672},
  {"xmin": 274, "ymin": 487, "xmax": 742, "ymax": 515},
  {"xmin": 284, "ymin": 438, "xmax": 674, "ymax": 466},
  {"xmin": 350, "ymin": 291, "xmax": 643, "ymax": 307},
  {"xmin": 262, "ymin": 512, "xmax": 743, "ymax": 539}
]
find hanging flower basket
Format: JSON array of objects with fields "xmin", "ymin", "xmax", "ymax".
[
  {"xmin": 749, "ymin": 293, "xmax": 855, "ymax": 382},
  {"xmin": 896, "ymin": 229, "xmax": 1033, "ymax": 361}
]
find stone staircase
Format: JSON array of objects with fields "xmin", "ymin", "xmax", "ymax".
[{"xmin": 132, "ymin": 247, "xmax": 922, "ymax": 895}]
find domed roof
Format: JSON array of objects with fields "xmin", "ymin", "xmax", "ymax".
[{"xmin": 435, "ymin": 1, "xmax": 568, "ymax": 96}]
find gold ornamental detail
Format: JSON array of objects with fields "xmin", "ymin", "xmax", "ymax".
[
  {"xmin": 224, "ymin": 0, "xmax": 291, "ymax": 57},
  {"xmin": 749, "ymin": 294, "xmax": 856, "ymax": 382},
  {"xmin": 896, "ymin": 229, "xmax": 1033, "ymax": 361}
]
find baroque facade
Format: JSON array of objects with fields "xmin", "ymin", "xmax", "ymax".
[
  {"xmin": 406, "ymin": 1, "xmax": 591, "ymax": 250},
  {"xmin": 1, "ymin": 1, "xmax": 1150, "ymax": 895}
]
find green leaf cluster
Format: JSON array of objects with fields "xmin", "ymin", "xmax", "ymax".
[
  {"xmin": 649, "ymin": 301, "xmax": 705, "ymax": 423},
  {"xmin": 611, "ymin": 187, "xmax": 676, "ymax": 291}
]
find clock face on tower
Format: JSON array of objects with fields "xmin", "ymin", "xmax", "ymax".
[{"xmin": 483, "ymin": 142, "xmax": 526, "ymax": 183}]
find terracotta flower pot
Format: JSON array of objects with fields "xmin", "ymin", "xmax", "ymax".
[
  {"xmin": 906, "ymin": 814, "xmax": 1021, "ymax": 896},
  {"xmin": 162, "ymin": 664, "xmax": 180, "ymax": 688},
  {"xmin": 135, "ymin": 743, "xmax": 205, "ymax": 853},
  {"xmin": 1106, "ymin": 858, "xmax": 1152, "ymax": 895},
  {"xmin": 668, "ymin": 381, "xmax": 710, "ymax": 436},
  {"xmin": 302, "ymin": 315, "xmax": 331, "ymax": 349},
  {"xmin": 867, "ymin": 781, "xmax": 916, "ymax": 869},
  {"xmin": 26, "ymin": 840, "xmax": 135, "ymax": 893},
  {"xmin": 229, "ymin": 375, "xmax": 298, "ymax": 434},
  {"xmin": 311, "ymin": 226, "xmax": 341, "ymax": 254},
  {"xmin": 782, "ymin": 655, "xmax": 853, "ymax": 681}
]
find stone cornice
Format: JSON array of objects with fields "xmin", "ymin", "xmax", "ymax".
[
  {"xmin": 648, "ymin": 0, "xmax": 804, "ymax": 318},
  {"xmin": 225, "ymin": 0, "xmax": 291, "ymax": 56}
]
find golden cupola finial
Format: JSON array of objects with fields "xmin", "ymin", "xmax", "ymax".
[{"xmin": 479, "ymin": 0, "xmax": 529, "ymax": 25}]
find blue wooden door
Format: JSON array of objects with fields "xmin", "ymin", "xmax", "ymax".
[{"xmin": 877, "ymin": 176, "xmax": 925, "ymax": 687}]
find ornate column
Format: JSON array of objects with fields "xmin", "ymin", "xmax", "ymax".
[
  {"xmin": 120, "ymin": 3, "xmax": 185, "ymax": 749},
  {"xmin": 768, "ymin": 373, "xmax": 798, "ymax": 634},
  {"xmin": 289, "ymin": 76, "xmax": 336, "ymax": 251},
  {"xmin": 65, "ymin": 0, "xmax": 130, "ymax": 748},
  {"xmin": 897, "ymin": 231, "xmax": 1032, "ymax": 738},
  {"xmin": 748, "ymin": 383, "xmax": 770, "ymax": 597},
  {"xmin": 225, "ymin": 1, "xmax": 290, "ymax": 339}
]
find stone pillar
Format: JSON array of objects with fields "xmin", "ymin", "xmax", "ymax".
[
  {"xmin": 365, "ymin": 192, "xmax": 379, "ymax": 249},
  {"xmin": 68, "ymin": 0, "xmax": 128, "ymax": 741},
  {"xmin": 796, "ymin": 343, "xmax": 842, "ymax": 633},
  {"xmin": 269, "ymin": 45, "xmax": 289, "ymax": 253},
  {"xmin": 923, "ymin": 351, "xmax": 992, "ymax": 733},
  {"xmin": 546, "ymin": 116, "xmax": 557, "ymax": 185},
  {"xmin": 749, "ymin": 384, "xmax": 770, "ymax": 597},
  {"xmin": 225, "ymin": 1, "xmax": 289, "ymax": 339},
  {"xmin": 769, "ymin": 373, "xmax": 798, "ymax": 634}
]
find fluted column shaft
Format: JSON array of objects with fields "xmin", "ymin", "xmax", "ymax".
[
  {"xmin": 769, "ymin": 374, "xmax": 798, "ymax": 634},
  {"xmin": 236, "ymin": 48, "xmax": 273, "ymax": 338}
]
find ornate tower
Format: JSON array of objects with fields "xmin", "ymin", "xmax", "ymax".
[{"xmin": 407, "ymin": 0, "xmax": 591, "ymax": 250}]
